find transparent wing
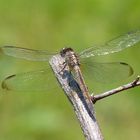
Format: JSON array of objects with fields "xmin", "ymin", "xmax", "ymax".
[
  {"xmin": 81, "ymin": 59, "xmax": 133, "ymax": 84},
  {"xmin": 79, "ymin": 30, "xmax": 140, "ymax": 58},
  {"xmin": 1, "ymin": 68, "xmax": 59, "ymax": 92},
  {"xmin": 0, "ymin": 46, "xmax": 56, "ymax": 61}
]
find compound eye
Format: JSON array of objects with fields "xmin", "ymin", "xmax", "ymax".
[
  {"xmin": 60, "ymin": 48, "xmax": 66, "ymax": 57},
  {"xmin": 60, "ymin": 47, "xmax": 73, "ymax": 57}
]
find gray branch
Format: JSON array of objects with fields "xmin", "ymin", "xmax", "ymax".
[
  {"xmin": 91, "ymin": 76, "xmax": 140, "ymax": 104},
  {"xmin": 49, "ymin": 54, "xmax": 103, "ymax": 140}
]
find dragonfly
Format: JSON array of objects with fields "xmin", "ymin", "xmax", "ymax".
[{"xmin": 0, "ymin": 30, "xmax": 140, "ymax": 92}]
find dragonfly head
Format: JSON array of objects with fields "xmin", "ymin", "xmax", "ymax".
[{"xmin": 60, "ymin": 47, "xmax": 74, "ymax": 57}]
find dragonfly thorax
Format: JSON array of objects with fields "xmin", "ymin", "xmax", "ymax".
[{"xmin": 60, "ymin": 47, "xmax": 80, "ymax": 68}]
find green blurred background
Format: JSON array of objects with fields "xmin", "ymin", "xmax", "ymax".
[{"xmin": 0, "ymin": 0, "xmax": 140, "ymax": 140}]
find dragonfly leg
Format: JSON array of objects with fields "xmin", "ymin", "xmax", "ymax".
[{"xmin": 58, "ymin": 62, "xmax": 67, "ymax": 75}]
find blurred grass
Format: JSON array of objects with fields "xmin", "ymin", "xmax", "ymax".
[{"xmin": 0, "ymin": 0, "xmax": 140, "ymax": 140}]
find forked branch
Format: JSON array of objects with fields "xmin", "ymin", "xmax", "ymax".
[
  {"xmin": 49, "ymin": 54, "xmax": 140, "ymax": 140},
  {"xmin": 49, "ymin": 55, "xmax": 103, "ymax": 140},
  {"xmin": 91, "ymin": 76, "xmax": 140, "ymax": 104}
]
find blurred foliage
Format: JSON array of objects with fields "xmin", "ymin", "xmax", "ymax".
[{"xmin": 0, "ymin": 0, "xmax": 140, "ymax": 140}]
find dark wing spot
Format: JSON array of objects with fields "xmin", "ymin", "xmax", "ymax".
[
  {"xmin": 1, "ymin": 74, "xmax": 16, "ymax": 90},
  {"xmin": 120, "ymin": 62, "xmax": 129, "ymax": 65},
  {"xmin": 120, "ymin": 62, "xmax": 134, "ymax": 76}
]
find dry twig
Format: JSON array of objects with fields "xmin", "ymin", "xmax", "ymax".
[
  {"xmin": 49, "ymin": 55, "xmax": 103, "ymax": 140},
  {"xmin": 91, "ymin": 76, "xmax": 140, "ymax": 104}
]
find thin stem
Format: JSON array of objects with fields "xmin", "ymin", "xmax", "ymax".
[{"xmin": 91, "ymin": 76, "xmax": 140, "ymax": 104}]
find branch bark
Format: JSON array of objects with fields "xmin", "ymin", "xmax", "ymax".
[
  {"xmin": 49, "ymin": 53, "xmax": 140, "ymax": 140},
  {"xmin": 49, "ymin": 54, "xmax": 103, "ymax": 140},
  {"xmin": 91, "ymin": 76, "xmax": 140, "ymax": 104}
]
